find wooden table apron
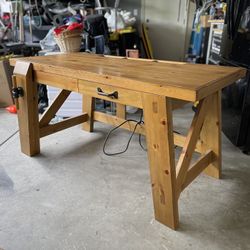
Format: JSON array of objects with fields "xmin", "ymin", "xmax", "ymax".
[{"xmin": 11, "ymin": 54, "xmax": 246, "ymax": 230}]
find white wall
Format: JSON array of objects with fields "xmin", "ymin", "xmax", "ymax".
[
  {"xmin": 142, "ymin": 0, "xmax": 195, "ymax": 61},
  {"xmin": 105, "ymin": 0, "xmax": 195, "ymax": 61}
]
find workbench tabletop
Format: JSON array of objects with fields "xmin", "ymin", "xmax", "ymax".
[{"xmin": 10, "ymin": 53, "xmax": 246, "ymax": 102}]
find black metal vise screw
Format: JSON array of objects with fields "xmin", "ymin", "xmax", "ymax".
[{"xmin": 12, "ymin": 87, "xmax": 24, "ymax": 99}]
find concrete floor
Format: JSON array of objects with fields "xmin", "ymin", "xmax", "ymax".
[{"xmin": 0, "ymin": 106, "xmax": 250, "ymax": 250}]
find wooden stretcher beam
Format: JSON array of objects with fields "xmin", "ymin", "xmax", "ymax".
[
  {"xmin": 94, "ymin": 111, "xmax": 145, "ymax": 135},
  {"xmin": 94, "ymin": 111, "xmax": 203, "ymax": 153},
  {"xmin": 40, "ymin": 113, "xmax": 88, "ymax": 138}
]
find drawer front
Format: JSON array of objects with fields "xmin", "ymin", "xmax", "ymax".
[{"xmin": 78, "ymin": 79, "xmax": 143, "ymax": 108}]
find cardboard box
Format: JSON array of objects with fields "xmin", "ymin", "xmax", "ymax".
[
  {"xmin": 200, "ymin": 15, "xmax": 212, "ymax": 28},
  {"xmin": 0, "ymin": 59, "xmax": 13, "ymax": 107}
]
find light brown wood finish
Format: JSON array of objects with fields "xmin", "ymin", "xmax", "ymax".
[
  {"xmin": 10, "ymin": 53, "xmax": 246, "ymax": 102},
  {"xmin": 174, "ymin": 133, "xmax": 203, "ymax": 154},
  {"xmin": 94, "ymin": 111, "xmax": 203, "ymax": 153},
  {"xmin": 176, "ymin": 98, "xmax": 209, "ymax": 196},
  {"xmin": 94, "ymin": 111, "xmax": 145, "ymax": 135},
  {"xmin": 200, "ymin": 91, "xmax": 222, "ymax": 178},
  {"xmin": 11, "ymin": 53, "xmax": 246, "ymax": 231},
  {"xmin": 40, "ymin": 114, "xmax": 88, "ymax": 137},
  {"xmin": 82, "ymin": 95, "xmax": 95, "ymax": 132},
  {"xmin": 13, "ymin": 62, "xmax": 40, "ymax": 156},
  {"xmin": 116, "ymin": 104, "xmax": 126, "ymax": 119},
  {"xmin": 78, "ymin": 79, "xmax": 143, "ymax": 108},
  {"xmin": 40, "ymin": 89, "xmax": 71, "ymax": 127},
  {"xmin": 143, "ymin": 94, "xmax": 178, "ymax": 229},
  {"xmin": 34, "ymin": 71, "xmax": 78, "ymax": 92},
  {"xmin": 182, "ymin": 150, "xmax": 214, "ymax": 191}
]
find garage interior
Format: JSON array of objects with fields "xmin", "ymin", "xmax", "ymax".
[{"xmin": 0, "ymin": 0, "xmax": 250, "ymax": 250}]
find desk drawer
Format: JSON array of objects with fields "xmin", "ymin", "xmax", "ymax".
[{"xmin": 78, "ymin": 80, "xmax": 143, "ymax": 108}]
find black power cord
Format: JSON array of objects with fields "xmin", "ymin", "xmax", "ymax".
[
  {"xmin": 103, "ymin": 110, "xmax": 146, "ymax": 156},
  {"xmin": 103, "ymin": 110, "xmax": 180, "ymax": 156},
  {"xmin": 0, "ymin": 130, "xmax": 19, "ymax": 147},
  {"xmin": 138, "ymin": 127, "xmax": 147, "ymax": 152}
]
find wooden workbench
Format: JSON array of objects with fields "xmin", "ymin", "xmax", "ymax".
[{"xmin": 10, "ymin": 53, "xmax": 246, "ymax": 230}]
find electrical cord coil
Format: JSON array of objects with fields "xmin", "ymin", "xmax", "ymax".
[
  {"xmin": 0, "ymin": 130, "xmax": 19, "ymax": 147},
  {"xmin": 103, "ymin": 110, "xmax": 180, "ymax": 156},
  {"xmin": 103, "ymin": 111, "xmax": 147, "ymax": 156}
]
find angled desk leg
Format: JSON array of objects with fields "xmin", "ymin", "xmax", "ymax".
[
  {"xmin": 143, "ymin": 93, "xmax": 179, "ymax": 230},
  {"xmin": 201, "ymin": 91, "xmax": 222, "ymax": 179},
  {"xmin": 13, "ymin": 62, "xmax": 40, "ymax": 156},
  {"xmin": 82, "ymin": 95, "xmax": 95, "ymax": 132}
]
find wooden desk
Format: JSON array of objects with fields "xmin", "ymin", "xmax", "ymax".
[{"xmin": 10, "ymin": 53, "xmax": 246, "ymax": 230}]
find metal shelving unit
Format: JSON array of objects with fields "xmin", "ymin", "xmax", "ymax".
[{"xmin": 206, "ymin": 20, "xmax": 224, "ymax": 65}]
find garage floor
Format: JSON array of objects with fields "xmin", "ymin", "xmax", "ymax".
[{"xmin": 0, "ymin": 106, "xmax": 250, "ymax": 250}]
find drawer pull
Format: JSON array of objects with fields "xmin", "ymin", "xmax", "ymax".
[{"xmin": 97, "ymin": 87, "xmax": 118, "ymax": 99}]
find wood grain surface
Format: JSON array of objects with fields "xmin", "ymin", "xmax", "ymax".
[{"xmin": 10, "ymin": 53, "xmax": 246, "ymax": 102}]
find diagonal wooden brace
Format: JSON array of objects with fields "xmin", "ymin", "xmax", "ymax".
[
  {"xmin": 181, "ymin": 150, "xmax": 215, "ymax": 191},
  {"xmin": 39, "ymin": 89, "xmax": 71, "ymax": 127},
  {"xmin": 40, "ymin": 114, "xmax": 88, "ymax": 137},
  {"xmin": 39, "ymin": 89, "xmax": 89, "ymax": 138},
  {"xmin": 176, "ymin": 97, "xmax": 209, "ymax": 196}
]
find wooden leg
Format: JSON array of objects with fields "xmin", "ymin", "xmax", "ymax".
[
  {"xmin": 82, "ymin": 94, "xmax": 95, "ymax": 132},
  {"xmin": 200, "ymin": 91, "xmax": 222, "ymax": 179},
  {"xmin": 13, "ymin": 62, "xmax": 40, "ymax": 156},
  {"xmin": 116, "ymin": 103, "xmax": 126, "ymax": 119},
  {"xmin": 143, "ymin": 93, "xmax": 179, "ymax": 230}
]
